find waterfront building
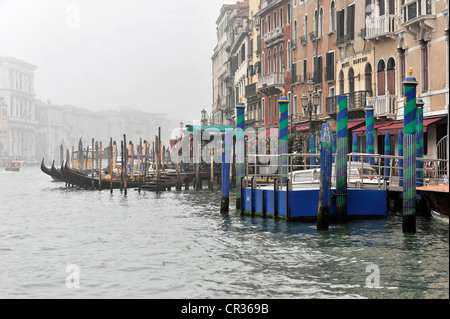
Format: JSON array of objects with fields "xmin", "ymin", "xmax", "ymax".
[
  {"xmin": 0, "ymin": 56, "xmax": 38, "ymax": 160},
  {"xmin": 290, "ymin": 0, "xmax": 338, "ymax": 138},
  {"xmin": 212, "ymin": 1, "xmax": 250, "ymax": 126},
  {"xmin": 0, "ymin": 96, "xmax": 7, "ymax": 157},
  {"xmin": 257, "ymin": 0, "xmax": 292, "ymax": 129},
  {"xmin": 245, "ymin": 0, "xmax": 263, "ymax": 129},
  {"xmin": 352, "ymin": 0, "xmax": 449, "ymax": 160}
]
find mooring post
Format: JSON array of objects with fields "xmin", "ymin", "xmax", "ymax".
[
  {"xmin": 336, "ymin": 95, "xmax": 348, "ymax": 223},
  {"xmin": 416, "ymin": 94, "xmax": 424, "ymax": 187},
  {"xmin": 120, "ymin": 140, "xmax": 124, "ymax": 192},
  {"xmin": 365, "ymin": 99, "xmax": 375, "ymax": 166},
  {"xmin": 250, "ymin": 177, "xmax": 255, "ymax": 216},
  {"xmin": 332, "ymin": 134, "xmax": 336, "ymax": 164},
  {"xmin": 398, "ymin": 131, "xmax": 404, "ymax": 187},
  {"xmin": 273, "ymin": 178, "xmax": 278, "ymax": 218},
  {"xmin": 99, "ymin": 141, "xmax": 103, "ymax": 191},
  {"xmin": 220, "ymin": 130, "xmax": 232, "ymax": 213},
  {"xmin": 236, "ymin": 97, "xmax": 246, "ymax": 209},
  {"xmin": 278, "ymin": 91, "xmax": 289, "ymax": 186},
  {"xmin": 352, "ymin": 132, "xmax": 358, "ymax": 162},
  {"xmin": 91, "ymin": 138, "xmax": 95, "ymax": 190},
  {"xmin": 402, "ymin": 67, "xmax": 418, "ymax": 233},
  {"xmin": 384, "ymin": 132, "xmax": 391, "ymax": 181},
  {"xmin": 310, "ymin": 135, "xmax": 316, "ymax": 168},
  {"xmin": 317, "ymin": 123, "xmax": 332, "ymax": 231},
  {"xmin": 138, "ymin": 138, "xmax": 142, "ymax": 194},
  {"xmin": 124, "ymin": 134, "xmax": 128, "ymax": 196},
  {"xmin": 209, "ymin": 147, "xmax": 214, "ymax": 190},
  {"xmin": 110, "ymin": 138, "xmax": 113, "ymax": 193}
]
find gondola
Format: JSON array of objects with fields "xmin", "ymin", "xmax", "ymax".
[
  {"xmin": 51, "ymin": 161, "xmax": 73, "ymax": 185},
  {"xmin": 41, "ymin": 159, "xmax": 64, "ymax": 182},
  {"xmin": 63, "ymin": 162, "xmax": 144, "ymax": 190}
]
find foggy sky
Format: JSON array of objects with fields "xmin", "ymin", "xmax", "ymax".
[{"xmin": 0, "ymin": 0, "xmax": 232, "ymax": 124}]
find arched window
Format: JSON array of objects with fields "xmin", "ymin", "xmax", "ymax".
[
  {"xmin": 280, "ymin": 44, "xmax": 284, "ymax": 72},
  {"xmin": 348, "ymin": 67, "xmax": 355, "ymax": 94},
  {"xmin": 365, "ymin": 63, "xmax": 373, "ymax": 96},
  {"xmin": 377, "ymin": 60, "xmax": 386, "ymax": 96},
  {"xmin": 314, "ymin": 10, "xmax": 318, "ymax": 35},
  {"xmin": 273, "ymin": 47, "xmax": 277, "ymax": 72},
  {"xmin": 319, "ymin": 7, "xmax": 324, "ymax": 37},
  {"xmin": 339, "ymin": 70, "xmax": 344, "ymax": 95},
  {"xmin": 304, "ymin": 15, "xmax": 308, "ymax": 39},
  {"xmin": 268, "ymin": 49, "xmax": 272, "ymax": 74},
  {"xmin": 330, "ymin": 1, "xmax": 336, "ymax": 31},
  {"xmin": 261, "ymin": 52, "xmax": 265, "ymax": 75},
  {"xmin": 294, "ymin": 20, "xmax": 298, "ymax": 41},
  {"xmin": 387, "ymin": 58, "xmax": 396, "ymax": 95}
]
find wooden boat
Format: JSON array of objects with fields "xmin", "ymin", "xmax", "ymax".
[
  {"xmin": 5, "ymin": 161, "xmax": 20, "ymax": 172},
  {"xmin": 62, "ymin": 162, "xmax": 144, "ymax": 190},
  {"xmin": 417, "ymin": 184, "xmax": 449, "ymax": 224},
  {"xmin": 41, "ymin": 159, "xmax": 64, "ymax": 182}
]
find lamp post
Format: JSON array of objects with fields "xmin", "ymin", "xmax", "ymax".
[
  {"xmin": 301, "ymin": 80, "xmax": 320, "ymax": 136},
  {"xmin": 201, "ymin": 109, "xmax": 208, "ymax": 126}
]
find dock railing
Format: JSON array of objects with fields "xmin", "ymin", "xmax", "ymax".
[{"xmin": 244, "ymin": 152, "xmax": 449, "ymax": 191}]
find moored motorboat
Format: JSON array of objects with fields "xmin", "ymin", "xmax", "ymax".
[
  {"xmin": 417, "ymin": 184, "xmax": 449, "ymax": 224},
  {"xmin": 5, "ymin": 160, "xmax": 20, "ymax": 172}
]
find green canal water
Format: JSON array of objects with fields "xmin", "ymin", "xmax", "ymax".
[{"xmin": 0, "ymin": 166, "xmax": 448, "ymax": 299}]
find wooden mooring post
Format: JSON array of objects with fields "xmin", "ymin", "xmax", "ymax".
[
  {"xmin": 123, "ymin": 134, "xmax": 128, "ymax": 196},
  {"xmin": 99, "ymin": 141, "xmax": 103, "ymax": 191},
  {"xmin": 91, "ymin": 138, "xmax": 95, "ymax": 190},
  {"xmin": 110, "ymin": 138, "xmax": 113, "ymax": 193}
]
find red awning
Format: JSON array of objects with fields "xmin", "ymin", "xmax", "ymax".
[
  {"xmin": 331, "ymin": 120, "xmax": 365, "ymax": 131},
  {"xmin": 377, "ymin": 117, "xmax": 445, "ymax": 135},
  {"xmin": 354, "ymin": 121, "xmax": 394, "ymax": 136}
]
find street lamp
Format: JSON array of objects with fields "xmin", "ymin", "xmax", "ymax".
[
  {"xmin": 201, "ymin": 109, "xmax": 208, "ymax": 126},
  {"xmin": 301, "ymin": 81, "xmax": 320, "ymax": 136}
]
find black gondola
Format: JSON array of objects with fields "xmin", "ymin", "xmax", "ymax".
[{"xmin": 41, "ymin": 159, "xmax": 64, "ymax": 182}]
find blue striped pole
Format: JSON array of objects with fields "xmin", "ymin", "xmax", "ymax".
[
  {"xmin": 332, "ymin": 134, "xmax": 336, "ymax": 164},
  {"xmin": 352, "ymin": 132, "xmax": 358, "ymax": 162},
  {"xmin": 336, "ymin": 95, "xmax": 348, "ymax": 223},
  {"xmin": 310, "ymin": 135, "xmax": 316, "ymax": 168},
  {"xmin": 220, "ymin": 130, "xmax": 233, "ymax": 213},
  {"xmin": 365, "ymin": 99, "xmax": 375, "ymax": 165},
  {"xmin": 279, "ymin": 91, "xmax": 289, "ymax": 184},
  {"xmin": 416, "ymin": 94, "xmax": 424, "ymax": 187},
  {"xmin": 236, "ymin": 97, "xmax": 246, "ymax": 209},
  {"xmin": 384, "ymin": 132, "xmax": 391, "ymax": 181},
  {"xmin": 402, "ymin": 67, "xmax": 418, "ymax": 233},
  {"xmin": 317, "ymin": 123, "xmax": 332, "ymax": 231},
  {"xmin": 398, "ymin": 130, "xmax": 404, "ymax": 187}
]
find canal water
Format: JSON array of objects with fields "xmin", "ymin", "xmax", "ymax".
[{"xmin": 0, "ymin": 166, "xmax": 448, "ymax": 299}]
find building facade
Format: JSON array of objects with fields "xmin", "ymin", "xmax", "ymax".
[
  {"xmin": 0, "ymin": 56, "xmax": 38, "ymax": 160},
  {"xmin": 0, "ymin": 96, "xmax": 7, "ymax": 157}
]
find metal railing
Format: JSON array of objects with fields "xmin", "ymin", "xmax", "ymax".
[{"xmin": 243, "ymin": 152, "xmax": 449, "ymax": 190}]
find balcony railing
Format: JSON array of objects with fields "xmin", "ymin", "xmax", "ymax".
[
  {"xmin": 262, "ymin": 27, "xmax": 284, "ymax": 45},
  {"xmin": 326, "ymin": 91, "xmax": 371, "ymax": 115},
  {"xmin": 257, "ymin": 72, "xmax": 285, "ymax": 90},
  {"xmin": 245, "ymin": 82, "xmax": 257, "ymax": 99},
  {"xmin": 365, "ymin": 14, "xmax": 397, "ymax": 40},
  {"xmin": 368, "ymin": 96, "xmax": 397, "ymax": 118}
]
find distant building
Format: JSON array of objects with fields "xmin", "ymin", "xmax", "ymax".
[
  {"xmin": 0, "ymin": 56, "xmax": 38, "ymax": 160},
  {"xmin": 0, "ymin": 96, "xmax": 7, "ymax": 157}
]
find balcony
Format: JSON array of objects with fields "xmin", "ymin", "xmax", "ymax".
[
  {"xmin": 368, "ymin": 96, "xmax": 397, "ymax": 119},
  {"xmin": 262, "ymin": 27, "xmax": 284, "ymax": 47},
  {"xmin": 245, "ymin": 82, "xmax": 258, "ymax": 99},
  {"xmin": 365, "ymin": 14, "xmax": 397, "ymax": 41},
  {"xmin": 402, "ymin": 0, "xmax": 436, "ymax": 36},
  {"xmin": 299, "ymin": 35, "xmax": 307, "ymax": 46},
  {"xmin": 257, "ymin": 72, "xmax": 285, "ymax": 95},
  {"xmin": 326, "ymin": 91, "xmax": 371, "ymax": 120},
  {"xmin": 309, "ymin": 31, "xmax": 321, "ymax": 42}
]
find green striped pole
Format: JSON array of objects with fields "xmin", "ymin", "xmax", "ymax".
[
  {"xmin": 278, "ymin": 91, "xmax": 289, "ymax": 185},
  {"xmin": 416, "ymin": 94, "xmax": 424, "ymax": 187},
  {"xmin": 365, "ymin": 99, "xmax": 375, "ymax": 165},
  {"xmin": 336, "ymin": 95, "xmax": 348, "ymax": 223},
  {"xmin": 236, "ymin": 97, "xmax": 246, "ymax": 210},
  {"xmin": 402, "ymin": 67, "xmax": 418, "ymax": 233}
]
